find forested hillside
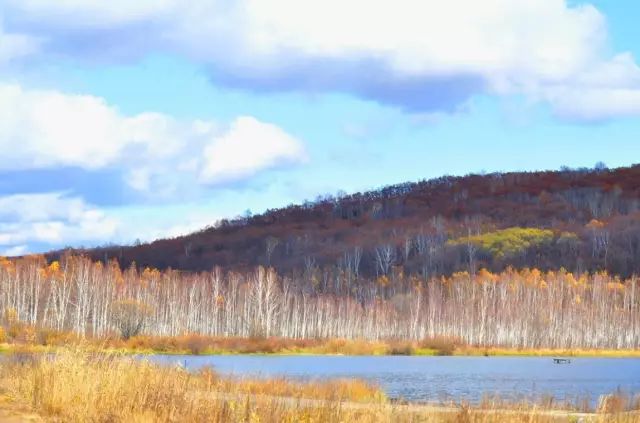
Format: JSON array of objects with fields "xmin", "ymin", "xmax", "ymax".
[{"xmin": 55, "ymin": 164, "xmax": 640, "ymax": 279}]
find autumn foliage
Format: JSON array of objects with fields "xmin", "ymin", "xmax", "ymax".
[
  {"xmin": 1, "ymin": 255, "xmax": 639, "ymax": 349},
  {"xmin": 52, "ymin": 164, "xmax": 640, "ymax": 280}
]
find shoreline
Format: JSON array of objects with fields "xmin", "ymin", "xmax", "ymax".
[{"xmin": 2, "ymin": 342, "xmax": 640, "ymax": 358}]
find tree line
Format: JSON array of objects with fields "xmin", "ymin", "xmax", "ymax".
[{"xmin": 2, "ymin": 255, "xmax": 639, "ymax": 349}]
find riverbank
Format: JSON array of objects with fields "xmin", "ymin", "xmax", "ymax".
[
  {"xmin": 0, "ymin": 348, "xmax": 638, "ymax": 422},
  {"xmin": 2, "ymin": 335, "xmax": 640, "ymax": 358},
  {"xmin": 455, "ymin": 346, "xmax": 640, "ymax": 358}
]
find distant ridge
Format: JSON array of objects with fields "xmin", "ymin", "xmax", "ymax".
[{"xmin": 50, "ymin": 164, "xmax": 640, "ymax": 278}]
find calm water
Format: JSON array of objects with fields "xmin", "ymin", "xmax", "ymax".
[{"xmin": 146, "ymin": 355, "xmax": 640, "ymax": 404}]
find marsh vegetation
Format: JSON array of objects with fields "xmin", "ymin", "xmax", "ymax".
[{"xmin": 0, "ymin": 349, "xmax": 639, "ymax": 422}]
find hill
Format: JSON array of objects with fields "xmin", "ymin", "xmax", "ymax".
[{"xmin": 53, "ymin": 164, "xmax": 640, "ymax": 278}]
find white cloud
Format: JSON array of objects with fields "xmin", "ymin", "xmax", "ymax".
[
  {"xmin": 0, "ymin": 192, "xmax": 227, "ymax": 254},
  {"xmin": 531, "ymin": 53, "xmax": 640, "ymax": 121},
  {"xmin": 0, "ymin": 84, "xmax": 149, "ymax": 169},
  {"xmin": 144, "ymin": 213, "xmax": 221, "ymax": 241},
  {"xmin": 0, "ymin": 192, "xmax": 118, "ymax": 248},
  {"xmin": 235, "ymin": 1, "xmax": 602, "ymax": 79},
  {"xmin": 0, "ymin": 22, "xmax": 39, "ymax": 64},
  {"xmin": 0, "ymin": 85, "xmax": 209, "ymax": 171},
  {"xmin": 2, "ymin": 245, "xmax": 27, "ymax": 257},
  {"xmin": 541, "ymin": 86, "xmax": 640, "ymax": 121},
  {"xmin": 200, "ymin": 116, "xmax": 307, "ymax": 185},
  {"xmin": 8, "ymin": 0, "xmax": 175, "ymax": 28},
  {"xmin": 126, "ymin": 168, "xmax": 152, "ymax": 192},
  {"xmin": 4, "ymin": 0, "xmax": 640, "ymax": 119},
  {"xmin": 0, "ymin": 83, "xmax": 307, "ymax": 189},
  {"xmin": 9, "ymin": 0, "xmax": 600, "ymax": 80}
]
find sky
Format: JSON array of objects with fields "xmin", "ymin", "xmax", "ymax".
[{"xmin": 0, "ymin": 0, "xmax": 639, "ymax": 256}]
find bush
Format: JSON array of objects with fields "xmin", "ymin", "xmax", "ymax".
[
  {"xmin": 182, "ymin": 334, "xmax": 209, "ymax": 355},
  {"xmin": 419, "ymin": 336, "xmax": 460, "ymax": 356},
  {"xmin": 111, "ymin": 300, "xmax": 153, "ymax": 340},
  {"xmin": 3, "ymin": 308, "xmax": 21, "ymax": 340},
  {"xmin": 35, "ymin": 327, "xmax": 73, "ymax": 346},
  {"xmin": 387, "ymin": 341, "xmax": 415, "ymax": 355},
  {"xmin": 16, "ymin": 326, "xmax": 36, "ymax": 344}
]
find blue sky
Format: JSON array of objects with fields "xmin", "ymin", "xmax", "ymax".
[{"xmin": 0, "ymin": 0, "xmax": 639, "ymax": 255}]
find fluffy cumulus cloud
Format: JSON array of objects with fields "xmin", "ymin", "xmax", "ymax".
[
  {"xmin": 0, "ymin": 192, "xmax": 118, "ymax": 253},
  {"xmin": 0, "ymin": 192, "xmax": 226, "ymax": 255},
  {"xmin": 2, "ymin": 0, "xmax": 640, "ymax": 119},
  {"xmin": 0, "ymin": 84, "xmax": 150, "ymax": 169},
  {"xmin": 532, "ymin": 53, "xmax": 640, "ymax": 121},
  {"xmin": 0, "ymin": 83, "xmax": 306, "ymax": 253},
  {"xmin": 200, "ymin": 116, "xmax": 306, "ymax": 185},
  {"xmin": 0, "ymin": 83, "xmax": 307, "ymax": 186}
]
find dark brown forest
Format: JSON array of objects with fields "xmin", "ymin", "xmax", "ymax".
[{"xmin": 52, "ymin": 164, "xmax": 640, "ymax": 280}]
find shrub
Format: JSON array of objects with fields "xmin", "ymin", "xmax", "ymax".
[
  {"xmin": 16, "ymin": 326, "xmax": 36, "ymax": 344},
  {"xmin": 35, "ymin": 327, "xmax": 73, "ymax": 346},
  {"xmin": 387, "ymin": 341, "xmax": 415, "ymax": 355},
  {"xmin": 111, "ymin": 300, "xmax": 153, "ymax": 340},
  {"xmin": 419, "ymin": 336, "xmax": 460, "ymax": 356},
  {"xmin": 3, "ymin": 308, "xmax": 21, "ymax": 340},
  {"xmin": 182, "ymin": 334, "xmax": 209, "ymax": 355}
]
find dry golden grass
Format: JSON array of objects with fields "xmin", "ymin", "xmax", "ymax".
[
  {"xmin": 2, "ymin": 321, "xmax": 640, "ymax": 358},
  {"xmin": 0, "ymin": 348, "xmax": 387, "ymax": 422},
  {"xmin": 455, "ymin": 346, "xmax": 640, "ymax": 358},
  {"xmin": 0, "ymin": 349, "xmax": 638, "ymax": 422}
]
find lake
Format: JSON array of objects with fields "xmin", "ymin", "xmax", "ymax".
[{"xmin": 146, "ymin": 355, "xmax": 640, "ymax": 405}]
